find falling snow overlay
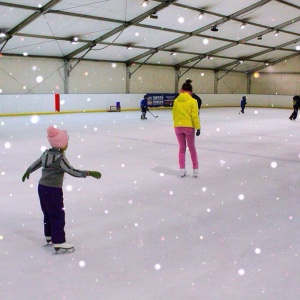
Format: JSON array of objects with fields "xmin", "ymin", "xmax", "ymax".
[{"xmin": 1, "ymin": 108, "xmax": 300, "ymax": 300}]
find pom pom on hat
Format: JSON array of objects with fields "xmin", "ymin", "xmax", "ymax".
[{"xmin": 47, "ymin": 126, "xmax": 69, "ymax": 148}]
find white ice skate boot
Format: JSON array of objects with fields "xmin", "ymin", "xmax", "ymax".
[
  {"xmin": 46, "ymin": 236, "xmax": 52, "ymax": 244},
  {"xmin": 192, "ymin": 169, "xmax": 198, "ymax": 178},
  {"xmin": 53, "ymin": 242, "xmax": 75, "ymax": 253},
  {"xmin": 180, "ymin": 169, "xmax": 187, "ymax": 178}
]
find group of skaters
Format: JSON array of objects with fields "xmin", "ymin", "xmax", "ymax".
[
  {"xmin": 22, "ymin": 82, "xmax": 299, "ymax": 253},
  {"xmin": 140, "ymin": 82, "xmax": 299, "ymax": 178}
]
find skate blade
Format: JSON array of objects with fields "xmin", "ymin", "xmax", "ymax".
[
  {"xmin": 54, "ymin": 247, "xmax": 75, "ymax": 254},
  {"xmin": 43, "ymin": 242, "xmax": 52, "ymax": 247}
]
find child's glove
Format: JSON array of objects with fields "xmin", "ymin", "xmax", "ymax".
[
  {"xmin": 196, "ymin": 129, "xmax": 201, "ymax": 136},
  {"xmin": 88, "ymin": 171, "xmax": 101, "ymax": 179},
  {"xmin": 22, "ymin": 171, "xmax": 30, "ymax": 182}
]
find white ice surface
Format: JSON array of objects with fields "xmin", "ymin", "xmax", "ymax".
[{"xmin": 1, "ymin": 108, "xmax": 300, "ymax": 300}]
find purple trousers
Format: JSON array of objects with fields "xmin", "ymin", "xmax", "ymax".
[
  {"xmin": 38, "ymin": 184, "xmax": 66, "ymax": 244},
  {"xmin": 175, "ymin": 127, "xmax": 198, "ymax": 169}
]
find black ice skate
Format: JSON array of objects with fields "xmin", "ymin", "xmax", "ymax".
[{"xmin": 45, "ymin": 236, "xmax": 52, "ymax": 245}]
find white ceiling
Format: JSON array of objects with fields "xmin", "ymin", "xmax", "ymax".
[{"xmin": 0, "ymin": 0, "xmax": 299, "ymax": 73}]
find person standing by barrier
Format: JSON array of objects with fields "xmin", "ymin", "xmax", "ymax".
[
  {"xmin": 172, "ymin": 81, "xmax": 201, "ymax": 178},
  {"xmin": 289, "ymin": 95, "xmax": 300, "ymax": 120}
]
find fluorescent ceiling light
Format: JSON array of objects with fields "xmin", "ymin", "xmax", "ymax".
[{"xmin": 141, "ymin": 0, "xmax": 149, "ymax": 7}]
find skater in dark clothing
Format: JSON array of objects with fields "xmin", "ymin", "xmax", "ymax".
[
  {"xmin": 185, "ymin": 79, "xmax": 202, "ymax": 111},
  {"xmin": 22, "ymin": 126, "xmax": 101, "ymax": 252},
  {"xmin": 140, "ymin": 94, "xmax": 149, "ymax": 120},
  {"xmin": 289, "ymin": 95, "xmax": 300, "ymax": 120},
  {"xmin": 240, "ymin": 96, "xmax": 247, "ymax": 114}
]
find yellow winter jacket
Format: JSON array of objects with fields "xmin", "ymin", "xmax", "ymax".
[{"xmin": 172, "ymin": 92, "xmax": 200, "ymax": 129}]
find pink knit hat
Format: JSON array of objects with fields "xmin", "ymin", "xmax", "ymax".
[{"xmin": 47, "ymin": 126, "xmax": 69, "ymax": 148}]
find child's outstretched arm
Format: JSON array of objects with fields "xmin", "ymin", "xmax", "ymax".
[
  {"xmin": 60, "ymin": 157, "xmax": 101, "ymax": 179},
  {"xmin": 87, "ymin": 171, "xmax": 101, "ymax": 179},
  {"xmin": 22, "ymin": 171, "xmax": 30, "ymax": 182},
  {"xmin": 22, "ymin": 157, "xmax": 42, "ymax": 182}
]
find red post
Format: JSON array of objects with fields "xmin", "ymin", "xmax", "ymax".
[{"xmin": 55, "ymin": 94, "xmax": 60, "ymax": 112}]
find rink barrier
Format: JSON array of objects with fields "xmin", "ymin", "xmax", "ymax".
[{"xmin": 0, "ymin": 94, "xmax": 293, "ymax": 116}]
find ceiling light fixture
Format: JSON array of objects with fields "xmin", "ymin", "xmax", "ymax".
[
  {"xmin": 70, "ymin": 36, "xmax": 79, "ymax": 44},
  {"xmin": 141, "ymin": 0, "xmax": 149, "ymax": 7},
  {"xmin": 0, "ymin": 31, "xmax": 6, "ymax": 38},
  {"xmin": 207, "ymin": 56, "xmax": 213, "ymax": 60},
  {"xmin": 171, "ymin": 52, "xmax": 177, "ymax": 56},
  {"xmin": 127, "ymin": 45, "xmax": 133, "ymax": 50},
  {"xmin": 239, "ymin": 59, "xmax": 244, "ymax": 63},
  {"xmin": 240, "ymin": 23, "xmax": 246, "ymax": 29},
  {"xmin": 274, "ymin": 30, "xmax": 279, "ymax": 36},
  {"xmin": 150, "ymin": 12, "xmax": 158, "ymax": 19},
  {"xmin": 198, "ymin": 12, "xmax": 204, "ymax": 20},
  {"xmin": 211, "ymin": 25, "xmax": 218, "ymax": 32},
  {"xmin": 265, "ymin": 62, "xmax": 269, "ymax": 66}
]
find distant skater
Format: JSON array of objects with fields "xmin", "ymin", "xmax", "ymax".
[
  {"xmin": 289, "ymin": 95, "xmax": 300, "ymax": 121},
  {"xmin": 140, "ymin": 95, "xmax": 149, "ymax": 120},
  {"xmin": 172, "ymin": 80, "xmax": 201, "ymax": 178},
  {"xmin": 239, "ymin": 96, "xmax": 247, "ymax": 114},
  {"xmin": 22, "ymin": 126, "xmax": 101, "ymax": 253},
  {"xmin": 185, "ymin": 79, "xmax": 202, "ymax": 112}
]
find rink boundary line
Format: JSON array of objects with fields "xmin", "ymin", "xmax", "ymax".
[
  {"xmin": 0, "ymin": 106, "xmax": 290, "ymax": 117},
  {"xmin": 0, "ymin": 107, "xmax": 171, "ymax": 117}
]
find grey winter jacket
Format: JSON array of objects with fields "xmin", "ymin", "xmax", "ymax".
[{"xmin": 26, "ymin": 148, "xmax": 88, "ymax": 188}]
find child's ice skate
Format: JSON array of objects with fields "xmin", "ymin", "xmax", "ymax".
[
  {"xmin": 53, "ymin": 242, "xmax": 75, "ymax": 254},
  {"xmin": 192, "ymin": 169, "xmax": 198, "ymax": 178},
  {"xmin": 180, "ymin": 169, "xmax": 187, "ymax": 178}
]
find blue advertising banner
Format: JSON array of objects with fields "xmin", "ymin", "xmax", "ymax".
[{"xmin": 146, "ymin": 93, "xmax": 177, "ymax": 107}]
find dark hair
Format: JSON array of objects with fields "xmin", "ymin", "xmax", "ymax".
[
  {"xmin": 144, "ymin": 94, "xmax": 148, "ymax": 98},
  {"xmin": 293, "ymin": 95, "xmax": 300, "ymax": 101},
  {"xmin": 182, "ymin": 79, "xmax": 193, "ymax": 92}
]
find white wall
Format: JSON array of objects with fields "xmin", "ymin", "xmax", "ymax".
[
  {"xmin": 69, "ymin": 61, "xmax": 127, "ymax": 94},
  {"xmin": 0, "ymin": 93, "xmax": 293, "ymax": 116},
  {"xmin": 0, "ymin": 56, "xmax": 299, "ymax": 95},
  {"xmin": 130, "ymin": 65, "xmax": 175, "ymax": 94},
  {"xmin": 179, "ymin": 69, "xmax": 216, "ymax": 94}
]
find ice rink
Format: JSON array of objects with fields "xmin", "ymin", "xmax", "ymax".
[{"xmin": 1, "ymin": 107, "xmax": 299, "ymax": 300}]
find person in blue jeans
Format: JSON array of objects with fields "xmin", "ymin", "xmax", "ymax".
[{"xmin": 22, "ymin": 126, "xmax": 101, "ymax": 252}]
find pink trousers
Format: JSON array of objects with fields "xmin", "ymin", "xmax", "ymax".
[{"xmin": 174, "ymin": 127, "xmax": 198, "ymax": 169}]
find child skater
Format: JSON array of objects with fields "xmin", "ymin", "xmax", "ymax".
[
  {"xmin": 289, "ymin": 95, "xmax": 300, "ymax": 121},
  {"xmin": 22, "ymin": 126, "xmax": 101, "ymax": 253},
  {"xmin": 140, "ymin": 94, "xmax": 149, "ymax": 120},
  {"xmin": 239, "ymin": 96, "xmax": 247, "ymax": 114},
  {"xmin": 172, "ymin": 80, "xmax": 201, "ymax": 178}
]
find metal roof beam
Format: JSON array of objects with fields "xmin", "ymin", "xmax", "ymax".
[
  {"xmin": 126, "ymin": 0, "xmax": 273, "ymax": 66},
  {"xmin": 249, "ymin": 52, "xmax": 300, "ymax": 73},
  {"xmin": 64, "ymin": 0, "xmax": 178, "ymax": 60},
  {"xmin": 0, "ymin": 0, "xmax": 62, "ymax": 45},
  {"xmin": 215, "ymin": 37, "xmax": 300, "ymax": 71}
]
